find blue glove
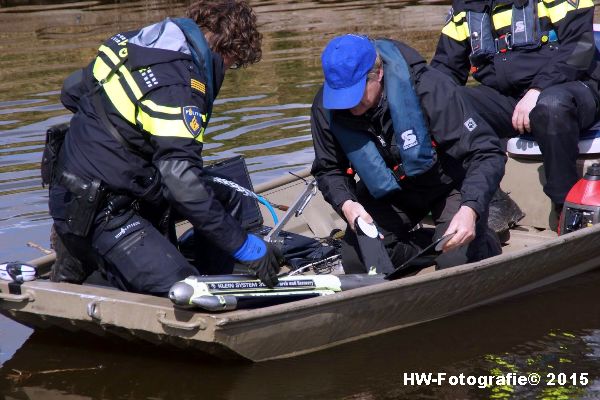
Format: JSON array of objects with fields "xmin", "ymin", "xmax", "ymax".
[{"xmin": 233, "ymin": 234, "xmax": 281, "ymax": 288}]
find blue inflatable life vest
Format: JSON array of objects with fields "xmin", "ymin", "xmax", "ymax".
[{"xmin": 331, "ymin": 39, "xmax": 436, "ymax": 199}]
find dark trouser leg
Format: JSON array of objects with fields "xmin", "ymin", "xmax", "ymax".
[
  {"xmin": 340, "ymin": 181, "xmax": 428, "ymax": 273},
  {"xmin": 530, "ymin": 81, "xmax": 600, "ymax": 205},
  {"xmin": 50, "ymin": 184, "xmax": 196, "ymax": 293},
  {"xmin": 344, "ymin": 181, "xmax": 501, "ymax": 272},
  {"xmin": 431, "ymin": 189, "xmax": 502, "ymax": 269},
  {"xmin": 458, "ymin": 85, "xmax": 526, "ymax": 237},
  {"xmin": 458, "ymin": 85, "xmax": 518, "ymax": 139},
  {"xmin": 51, "ymin": 221, "xmax": 101, "ymax": 283},
  {"xmin": 138, "ymin": 200, "xmax": 177, "ymax": 244},
  {"xmin": 342, "ymin": 169, "xmax": 458, "ymax": 272},
  {"xmin": 92, "ymin": 211, "xmax": 196, "ymax": 296},
  {"xmin": 49, "ymin": 185, "xmax": 102, "ymax": 283}
]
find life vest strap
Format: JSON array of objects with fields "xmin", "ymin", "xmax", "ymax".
[{"xmin": 495, "ymin": 33, "xmax": 513, "ymax": 53}]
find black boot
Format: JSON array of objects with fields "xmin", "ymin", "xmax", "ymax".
[{"xmin": 49, "ymin": 224, "xmax": 96, "ymax": 283}]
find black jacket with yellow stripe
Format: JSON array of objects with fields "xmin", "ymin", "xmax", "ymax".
[
  {"xmin": 431, "ymin": 0, "xmax": 599, "ymax": 97},
  {"xmin": 59, "ymin": 19, "xmax": 247, "ymax": 254}
]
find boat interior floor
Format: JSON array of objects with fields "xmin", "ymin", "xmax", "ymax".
[
  {"xmin": 37, "ymin": 172, "xmax": 561, "ymax": 289},
  {"xmin": 54, "ymin": 223, "xmax": 557, "ymax": 293}
]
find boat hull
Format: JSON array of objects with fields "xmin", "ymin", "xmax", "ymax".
[
  {"xmin": 2, "ymin": 222, "xmax": 600, "ymax": 361},
  {"xmin": 3, "ymin": 169, "xmax": 600, "ymax": 361}
]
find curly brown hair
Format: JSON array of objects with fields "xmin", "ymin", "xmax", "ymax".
[{"xmin": 186, "ymin": 0, "xmax": 262, "ymax": 68}]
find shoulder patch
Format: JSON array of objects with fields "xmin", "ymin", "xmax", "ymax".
[
  {"xmin": 182, "ymin": 106, "xmax": 205, "ymax": 138},
  {"xmin": 191, "ymin": 79, "xmax": 206, "ymax": 94}
]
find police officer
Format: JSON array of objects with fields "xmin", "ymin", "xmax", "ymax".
[
  {"xmin": 311, "ymin": 35, "xmax": 505, "ymax": 271},
  {"xmin": 48, "ymin": 0, "xmax": 281, "ymax": 295},
  {"xmin": 431, "ymin": 0, "xmax": 600, "ymax": 213}
]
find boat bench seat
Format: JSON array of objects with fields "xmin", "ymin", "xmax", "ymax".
[
  {"xmin": 503, "ymin": 128, "xmax": 600, "ymax": 232},
  {"xmin": 506, "ymin": 127, "xmax": 600, "ymax": 158},
  {"xmin": 500, "ymin": 27, "xmax": 600, "ymax": 231},
  {"xmin": 507, "ymin": 27, "xmax": 600, "ymax": 157}
]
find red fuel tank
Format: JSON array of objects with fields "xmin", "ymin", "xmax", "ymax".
[{"xmin": 559, "ymin": 163, "xmax": 600, "ymax": 235}]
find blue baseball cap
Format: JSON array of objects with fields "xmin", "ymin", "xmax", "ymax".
[{"xmin": 321, "ymin": 34, "xmax": 376, "ymax": 109}]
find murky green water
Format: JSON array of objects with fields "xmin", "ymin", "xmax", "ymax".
[{"xmin": 1, "ymin": 1, "xmax": 600, "ymax": 398}]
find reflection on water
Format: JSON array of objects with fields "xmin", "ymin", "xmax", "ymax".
[
  {"xmin": 1, "ymin": 1, "xmax": 600, "ymax": 398},
  {"xmin": 0, "ymin": 317, "xmax": 32, "ymax": 367}
]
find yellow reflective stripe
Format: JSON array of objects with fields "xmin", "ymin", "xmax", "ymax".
[
  {"xmin": 96, "ymin": 44, "xmax": 143, "ymax": 100},
  {"xmin": 98, "ymin": 45, "xmax": 121, "ymax": 65},
  {"xmin": 137, "ymin": 108, "xmax": 206, "ymax": 142},
  {"xmin": 92, "ymin": 57, "xmax": 112, "ymax": 82},
  {"xmin": 452, "ymin": 11, "xmax": 466, "ymax": 23},
  {"xmin": 541, "ymin": 0, "xmax": 593, "ymax": 24},
  {"xmin": 91, "ymin": 53, "xmax": 137, "ymax": 123},
  {"xmin": 493, "ymin": 0, "xmax": 595, "ymax": 29},
  {"xmin": 102, "ymin": 77, "xmax": 137, "ymax": 123},
  {"xmin": 140, "ymin": 99, "xmax": 181, "ymax": 115},
  {"xmin": 117, "ymin": 65, "xmax": 143, "ymax": 100},
  {"xmin": 538, "ymin": 2, "xmax": 549, "ymax": 18},
  {"xmin": 492, "ymin": 9, "xmax": 512, "ymax": 30},
  {"xmin": 441, "ymin": 19, "xmax": 470, "ymax": 42}
]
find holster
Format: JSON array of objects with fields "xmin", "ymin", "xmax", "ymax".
[
  {"xmin": 41, "ymin": 123, "xmax": 70, "ymax": 187},
  {"xmin": 60, "ymin": 170, "xmax": 105, "ymax": 237}
]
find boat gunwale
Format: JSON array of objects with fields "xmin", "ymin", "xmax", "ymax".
[
  {"xmin": 12, "ymin": 222, "xmax": 591, "ymax": 323},
  {"xmin": 16, "ymin": 171, "xmax": 600, "ymax": 327},
  {"xmin": 3, "ymin": 168, "xmax": 600, "ymax": 361},
  {"xmin": 211, "ymin": 222, "xmax": 600, "ymax": 324}
]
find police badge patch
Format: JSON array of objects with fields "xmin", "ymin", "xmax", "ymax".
[{"xmin": 182, "ymin": 106, "xmax": 204, "ymax": 138}]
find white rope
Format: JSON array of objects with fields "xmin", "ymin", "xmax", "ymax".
[{"xmin": 207, "ymin": 176, "xmax": 259, "ymax": 200}]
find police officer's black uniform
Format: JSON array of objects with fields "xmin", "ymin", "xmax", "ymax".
[
  {"xmin": 311, "ymin": 41, "xmax": 505, "ymax": 271},
  {"xmin": 432, "ymin": 0, "xmax": 600, "ymax": 207},
  {"xmin": 49, "ymin": 19, "xmax": 268, "ymax": 295}
]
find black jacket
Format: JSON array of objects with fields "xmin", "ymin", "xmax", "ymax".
[
  {"xmin": 54, "ymin": 21, "xmax": 246, "ymax": 253},
  {"xmin": 311, "ymin": 40, "xmax": 506, "ymax": 219},
  {"xmin": 431, "ymin": 0, "xmax": 599, "ymax": 97}
]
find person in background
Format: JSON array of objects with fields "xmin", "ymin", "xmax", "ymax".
[
  {"xmin": 310, "ymin": 34, "xmax": 505, "ymax": 272},
  {"xmin": 431, "ymin": 0, "xmax": 600, "ymax": 214},
  {"xmin": 47, "ymin": 0, "xmax": 281, "ymax": 295}
]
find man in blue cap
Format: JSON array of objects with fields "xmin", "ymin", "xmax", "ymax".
[{"xmin": 310, "ymin": 34, "xmax": 505, "ymax": 271}]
